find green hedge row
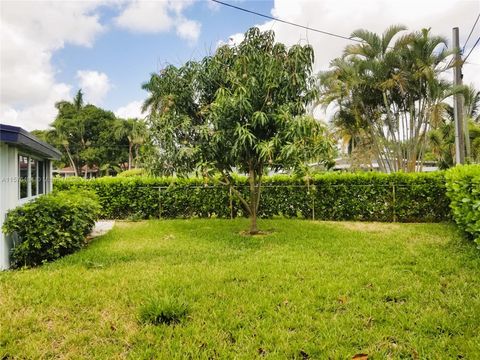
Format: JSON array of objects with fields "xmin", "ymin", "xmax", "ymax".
[
  {"xmin": 2, "ymin": 190, "xmax": 100, "ymax": 268},
  {"xmin": 445, "ymin": 165, "xmax": 480, "ymax": 246},
  {"xmin": 54, "ymin": 172, "xmax": 450, "ymax": 222}
]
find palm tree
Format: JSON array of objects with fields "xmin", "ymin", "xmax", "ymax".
[
  {"xmin": 464, "ymin": 85, "xmax": 480, "ymax": 123},
  {"xmin": 141, "ymin": 73, "xmax": 163, "ymax": 115},
  {"xmin": 52, "ymin": 89, "xmax": 86, "ymax": 176},
  {"xmin": 131, "ymin": 120, "xmax": 147, "ymax": 168},
  {"xmin": 114, "ymin": 118, "xmax": 147, "ymax": 170},
  {"xmin": 463, "ymin": 84, "xmax": 480, "ymax": 160},
  {"xmin": 320, "ymin": 26, "xmax": 457, "ymax": 172},
  {"xmin": 426, "ymin": 104, "xmax": 455, "ymax": 169},
  {"xmin": 424, "ymin": 83, "xmax": 480, "ymax": 167},
  {"xmin": 320, "ymin": 26, "xmax": 407, "ymax": 171}
]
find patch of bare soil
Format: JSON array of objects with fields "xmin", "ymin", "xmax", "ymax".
[
  {"xmin": 329, "ymin": 221, "xmax": 402, "ymax": 233},
  {"xmin": 238, "ymin": 229, "xmax": 275, "ymax": 237}
]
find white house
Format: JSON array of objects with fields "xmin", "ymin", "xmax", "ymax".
[{"xmin": 0, "ymin": 124, "xmax": 62, "ymax": 270}]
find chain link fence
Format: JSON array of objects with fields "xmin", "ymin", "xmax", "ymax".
[{"xmin": 139, "ymin": 183, "xmax": 449, "ymax": 223}]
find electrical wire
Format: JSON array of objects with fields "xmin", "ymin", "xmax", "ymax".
[
  {"xmin": 462, "ymin": 13, "xmax": 480, "ymax": 52},
  {"xmin": 463, "ymin": 36, "xmax": 480, "ymax": 63},
  {"xmin": 210, "ymin": 0, "xmax": 363, "ymax": 43}
]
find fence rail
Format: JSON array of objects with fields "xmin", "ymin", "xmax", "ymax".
[
  {"xmin": 128, "ymin": 183, "xmax": 448, "ymax": 223},
  {"xmin": 54, "ymin": 175, "xmax": 450, "ymax": 222}
]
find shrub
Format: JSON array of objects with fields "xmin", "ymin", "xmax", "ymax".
[
  {"xmin": 139, "ymin": 296, "xmax": 189, "ymax": 326},
  {"xmin": 54, "ymin": 176, "xmax": 232, "ymax": 219},
  {"xmin": 2, "ymin": 190, "xmax": 101, "ymax": 268},
  {"xmin": 445, "ymin": 165, "xmax": 480, "ymax": 246},
  {"xmin": 311, "ymin": 172, "xmax": 450, "ymax": 222},
  {"xmin": 117, "ymin": 168, "xmax": 147, "ymax": 177},
  {"xmin": 53, "ymin": 172, "xmax": 450, "ymax": 222}
]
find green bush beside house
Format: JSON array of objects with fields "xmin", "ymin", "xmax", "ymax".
[{"xmin": 2, "ymin": 190, "xmax": 100, "ymax": 267}]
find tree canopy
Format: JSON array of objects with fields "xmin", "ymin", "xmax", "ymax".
[
  {"xmin": 34, "ymin": 90, "xmax": 147, "ymax": 177},
  {"xmin": 426, "ymin": 84, "xmax": 480, "ymax": 167},
  {"xmin": 142, "ymin": 27, "xmax": 334, "ymax": 233}
]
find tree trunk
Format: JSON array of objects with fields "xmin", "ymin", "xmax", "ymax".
[
  {"xmin": 134, "ymin": 145, "xmax": 140, "ymax": 169},
  {"xmin": 219, "ymin": 170, "xmax": 261, "ymax": 236},
  {"xmin": 128, "ymin": 142, "xmax": 133, "ymax": 170},
  {"xmin": 250, "ymin": 206, "xmax": 258, "ymax": 235},
  {"xmin": 248, "ymin": 164, "xmax": 258, "ymax": 235},
  {"xmin": 63, "ymin": 144, "xmax": 78, "ymax": 176}
]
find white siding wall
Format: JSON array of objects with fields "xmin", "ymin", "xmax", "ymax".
[
  {"xmin": 0, "ymin": 144, "xmax": 55, "ymax": 270},
  {"xmin": 0, "ymin": 143, "xmax": 18, "ymax": 270}
]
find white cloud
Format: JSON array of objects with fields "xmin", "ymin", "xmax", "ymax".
[
  {"xmin": 114, "ymin": 1, "xmax": 174, "ymax": 33},
  {"xmin": 222, "ymin": 0, "xmax": 480, "ymax": 120},
  {"xmin": 207, "ymin": 0, "xmax": 221, "ymax": 12},
  {"xmin": 0, "ymin": 1, "xmax": 106, "ymax": 130},
  {"xmin": 217, "ymin": 32, "xmax": 244, "ymax": 47},
  {"xmin": 115, "ymin": 100, "xmax": 145, "ymax": 119},
  {"xmin": 176, "ymin": 17, "xmax": 201, "ymax": 42},
  {"xmin": 0, "ymin": 83, "xmax": 71, "ymax": 131},
  {"xmin": 76, "ymin": 70, "xmax": 112, "ymax": 105},
  {"xmin": 463, "ymin": 48, "xmax": 480, "ymax": 95},
  {"xmin": 169, "ymin": 0, "xmax": 195, "ymax": 14},
  {"xmin": 114, "ymin": 0, "xmax": 200, "ymax": 41},
  {"xmin": 0, "ymin": 0, "xmax": 202, "ymax": 131},
  {"xmin": 264, "ymin": 0, "xmax": 478, "ymax": 71}
]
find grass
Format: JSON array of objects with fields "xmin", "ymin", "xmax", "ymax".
[
  {"xmin": 1, "ymin": 219, "xmax": 479, "ymax": 359},
  {"xmin": 138, "ymin": 296, "xmax": 189, "ymax": 326}
]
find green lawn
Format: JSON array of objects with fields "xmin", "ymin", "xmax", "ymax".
[{"xmin": 1, "ymin": 219, "xmax": 479, "ymax": 359}]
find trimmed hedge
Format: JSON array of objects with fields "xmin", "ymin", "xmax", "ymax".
[
  {"xmin": 117, "ymin": 168, "xmax": 147, "ymax": 177},
  {"xmin": 2, "ymin": 190, "xmax": 100, "ymax": 268},
  {"xmin": 54, "ymin": 172, "xmax": 450, "ymax": 222},
  {"xmin": 445, "ymin": 165, "xmax": 480, "ymax": 246}
]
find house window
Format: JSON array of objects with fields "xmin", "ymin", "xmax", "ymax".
[
  {"xmin": 30, "ymin": 158, "xmax": 37, "ymax": 196},
  {"xmin": 38, "ymin": 161, "xmax": 44, "ymax": 195},
  {"xmin": 19, "ymin": 155, "xmax": 29, "ymax": 199},
  {"xmin": 18, "ymin": 155, "xmax": 46, "ymax": 199}
]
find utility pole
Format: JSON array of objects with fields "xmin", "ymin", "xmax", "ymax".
[{"xmin": 453, "ymin": 27, "xmax": 465, "ymax": 165}]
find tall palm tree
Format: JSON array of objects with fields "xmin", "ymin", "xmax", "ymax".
[
  {"xmin": 320, "ymin": 25, "xmax": 407, "ymax": 171},
  {"xmin": 52, "ymin": 89, "xmax": 86, "ymax": 176},
  {"xmin": 464, "ymin": 85, "xmax": 480, "ymax": 123},
  {"xmin": 320, "ymin": 26, "xmax": 457, "ymax": 172},
  {"xmin": 426, "ymin": 93, "xmax": 480, "ymax": 167},
  {"xmin": 141, "ymin": 73, "xmax": 163, "ymax": 115},
  {"xmin": 462, "ymin": 84, "xmax": 480, "ymax": 160},
  {"xmin": 114, "ymin": 118, "xmax": 147, "ymax": 170}
]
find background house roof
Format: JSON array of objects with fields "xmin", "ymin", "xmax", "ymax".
[{"xmin": 0, "ymin": 124, "xmax": 62, "ymax": 160}]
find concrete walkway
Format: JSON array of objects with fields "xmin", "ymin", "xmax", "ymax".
[{"xmin": 89, "ymin": 220, "xmax": 115, "ymax": 239}]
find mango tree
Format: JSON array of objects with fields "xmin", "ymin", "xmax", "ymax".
[{"xmin": 142, "ymin": 27, "xmax": 334, "ymax": 234}]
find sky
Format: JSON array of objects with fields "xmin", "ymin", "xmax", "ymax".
[{"xmin": 1, "ymin": 0, "xmax": 479, "ymax": 131}]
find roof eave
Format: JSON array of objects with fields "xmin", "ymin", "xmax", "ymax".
[{"xmin": 0, "ymin": 124, "xmax": 62, "ymax": 160}]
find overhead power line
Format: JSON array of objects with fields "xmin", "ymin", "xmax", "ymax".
[
  {"xmin": 462, "ymin": 13, "xmax": 480, "ymax": 52},
  {"xmin": 463, "ymin": 36, "xmax": 480, "ymax": 63},
  {"xmin": 210, "ymin": 0, "xmax": 363, "ymax": 43}
]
